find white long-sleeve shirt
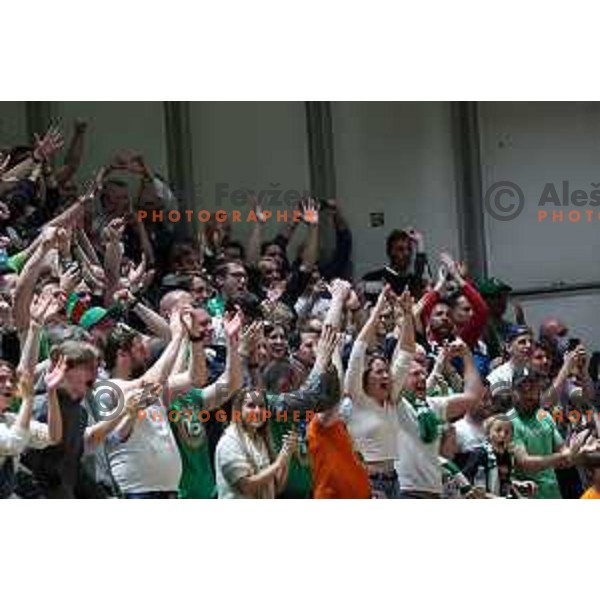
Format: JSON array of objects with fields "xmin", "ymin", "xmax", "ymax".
[
  {"xmin": 344, "ymin": 340, "xmax": 413, "ymax": 463},
  {"xmin": 0, "ymin": 413, "xmax": 52, "ymax": 467}
]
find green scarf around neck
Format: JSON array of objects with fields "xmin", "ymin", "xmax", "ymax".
[{"xmin": 403, "ymin": 390, "xmax": 441, "ymax": 444}]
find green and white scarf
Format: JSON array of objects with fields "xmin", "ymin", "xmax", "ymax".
[{"xmin": 403, "ymin": 391, "xmax": 441, "ymax": 444}]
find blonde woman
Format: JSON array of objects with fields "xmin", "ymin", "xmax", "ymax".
[{"xmin": 215, "ymin": 388, "xmax": 297, "ymax": 499}]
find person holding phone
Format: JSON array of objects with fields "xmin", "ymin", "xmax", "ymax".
[{"xmin": 361, "ymin": 228, "xmax": 428, "ymax": 305}]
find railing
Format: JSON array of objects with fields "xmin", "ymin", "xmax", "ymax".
[{"xmin": 512, "ymin": 282, "xmax": 600, "ymax": 298}]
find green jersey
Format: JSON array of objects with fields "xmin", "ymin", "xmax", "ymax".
[
  {"xmin": 509, "ymin": 408, "xmax": 564, "ymax": 499},
  {"xmin": 170, "ymin": 389, "xmax": 216, "ymax": 499}
]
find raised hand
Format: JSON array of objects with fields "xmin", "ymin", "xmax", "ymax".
[
  {"xmin": 41, "ymin": 226, "xmax": 60, "ymax": 250},
  {"xmin": 59, "ymin": 261, "xmax": 79, "ymax": 294},
  {"xmin": 45, "ymin": 355, "xmax": 68, "ymax": 392},
  {"xmin": 223, "ymin": 308, "xmax": 243, "ymax": 345},
  {"xmin": 327, "ymin": 278, "xmax": 352, "ymax": 301},
  {"xmin": 447, "ymin": 337, "xmax": 469, "ymax": 358},
  {"xmin": 373, "ymin": 284, "xmax": 393, "ymax": 317},
  {"xmin": 440, "ymin": 251, "xmax": 463, "ymax": 284},
  {"xmin": 114, "ymin": 288, "xmax": 136, "ymax": 306},
  {"xmin": 78, "ymin": 174, "xmax": 103, "ymax": 206},
  {"xmin": 33, "ymin": 126, "xmax": 64, "ymax": 162},
  {"xmin": 300, "ymin": 197, "xmax": 319, "ymax": 225},
  {"xmin": 434, "ymin": 263, "xmax": 449, "ymax": 294},
  {"xmin": 180, "ymin": 306, "xmax": 199, "ymax": 340},
  {"xmin": 240, "ymin": 321, "xmax": 261, "ymax": 358},
  {"xmin": 250, "ymin": 194, "xmax": 268, "ymax": 224},
  {"xmin": 169, "ymin": 307, "xmax": 185, "ymax": 338},
  {"xmin": 30, "ymin": 293, "xmax": 54, "ymax": 327},
  {"xmin": 345, "ymin": 289, "xmax": 361, "ymax": 312},
  {"xmin": 315, "ymin": 324, "xmax": 340, "ymax": 370},
  {"xmin": 396, "ymin": 287, "xmax": 414, "ymax": 316},
  {"xmin": 103, "ymin": 217, "xmax": 126, "ymax": 244},
  {"xmin": 127, "ymin": 255, "xmax": 148, "ymax": 293}
]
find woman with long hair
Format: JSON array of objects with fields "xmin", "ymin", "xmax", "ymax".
[
  {"xmin": 344, "ymin": 285, "xmax": 416, "ymax": 498},
  {"xmin": 215, "ymin": 388, "xmax": 297, "ymax": 499}
]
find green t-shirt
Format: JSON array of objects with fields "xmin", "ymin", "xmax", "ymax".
[
  {"xmin": 267, "ymin": 398, "xmax": 313, "ymax": 499},
  {"xmin": 170, "ymin": 389, "xmax": 216, "ymax": 499},
  {"xmin": 509, "ymin": 408, "xmax": 564, "ymax": 499}
]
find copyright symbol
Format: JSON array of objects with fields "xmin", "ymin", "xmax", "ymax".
[
  {"xmin": 484, "ymin": 181, "xmax": 524, "ymax": 221},
  {"xmin": 90, "ymin": 380, "xmax": 125, "ymax": 422}
]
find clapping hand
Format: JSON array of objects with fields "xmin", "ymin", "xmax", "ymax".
[{"xmin": 45, "ymin": 354, "xmax": 68, "ymax": 392}]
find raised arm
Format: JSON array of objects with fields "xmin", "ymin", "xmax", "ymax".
[
  {"xmin": 297, "ymin": 198, "xmax": 319, "ymax": 270},
  {"xmin": 344, "ymin": 287, "xmax": 389, "ymax": 398},
  {"xmin": 115, "ymin": 289, "xmax": 171, "ymax": 342},
  {"xmin": 272, "ymin": 325, "xmax": 340, "ymax": 414},
  {"xmin": 324, "ymin": 279, "xmax": 351, "ymax": 330},
  {"xmin": 102, "ymin": 218, "xmax": 125, "ymax": 304},
  {"xmin": 14, "ymin": 229, "xmax": 58, "ymax": 335},
  {"xmin": 43, "ymin": 358, "xmax": 65, "ymax": 445},
  {"xmin": 0, "ymin": 376, "xmax": 36, "ymax": 455},
  {"xmin": 56, "ymin": 120, "xmax": 87, "ymax": 185},
  {"xmin": 442, "ymin": 339, "xmax": 484, "ymax": 421},
  {"xmin": 166, "ymin": 309, "xmax": 210, "ymax": 397},
  {"xmin": 391, "ymin": 290, "xmax": 416, "ymax": 399},
  {"xmin": 17, "ymin": 292, "xmax": 57, "ymax": 379},
  {"xmin": 419, "ymin": 262, "xmax": 448, "ymax": 325},
  {"xmin": 201, "ymin": 309, "xmax": 243, "ymax": 410},
  {"xmin": 246, "ymin": 197, "xmax": 268, "ymax": 266},
  {"xmin": 134, "ymin": 310, "xmax": 186, "ymax": 386}
]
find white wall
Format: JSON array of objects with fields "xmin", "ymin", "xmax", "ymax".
[
  {"xmin": 0, "ymin": 102, "xmax": 27, "ymax": 148},
  {"xmin": 479, "ymin": 101, "xmax": 600, "ymax": 347},
  {"xmin": 516, "ymin": 291, "xmax": 600, "ymax": 349},
  {"xmin": 331, "ymin": 101, "xmax": 460, "ymax": 278},
  {"xmin": 189, "ymin": 101, "xmax": 310, "ymax": 249},
  {"xmin": 479, "ymin": 101, "xmax": 600, "ymax": 289},
  {"xmin": 51, "ymin": 101, "xmax": 168, "ymax": 181}
]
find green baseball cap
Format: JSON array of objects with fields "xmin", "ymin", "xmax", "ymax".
[
  {"xmin": 476, "ymin": 277, "xmax": 512, "ymax": 297},
  {"xmin": 79, "ymin": 307, "xmax": 111, "ymax": 330}
]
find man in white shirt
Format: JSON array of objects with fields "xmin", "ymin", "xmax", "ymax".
[
  {"xmin": 454, "ymin": 385, "xmax": 493, "ymax": 452},
  {"xmin": 94, "ymin": 308, "xmax": 210, "ymax": 498},
  {"xmin": 396, "ymin": 339, "xmax": 484, "ymax": 498}
]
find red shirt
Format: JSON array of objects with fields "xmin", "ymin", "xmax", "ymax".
[{"xmin": 421, "ymin": 280, "xmax": 489, "ymax": 348}]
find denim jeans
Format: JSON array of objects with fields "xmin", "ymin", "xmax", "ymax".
[{"xmin": 369, "ymin": 472, "xmax": 400, "ymax": 499}]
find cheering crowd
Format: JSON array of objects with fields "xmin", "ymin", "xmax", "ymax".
[{"xmin": 1, "ymin": 122, "xmax": 600, "ymax": 499}]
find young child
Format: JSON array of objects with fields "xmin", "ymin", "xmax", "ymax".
[
  {"xmin": 439, "ymin": 424, "xmax": 477, "ymax": 498},
  {"xmin": 484, "ymin": 414, "xmax": 537, "ymax": 498}
]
